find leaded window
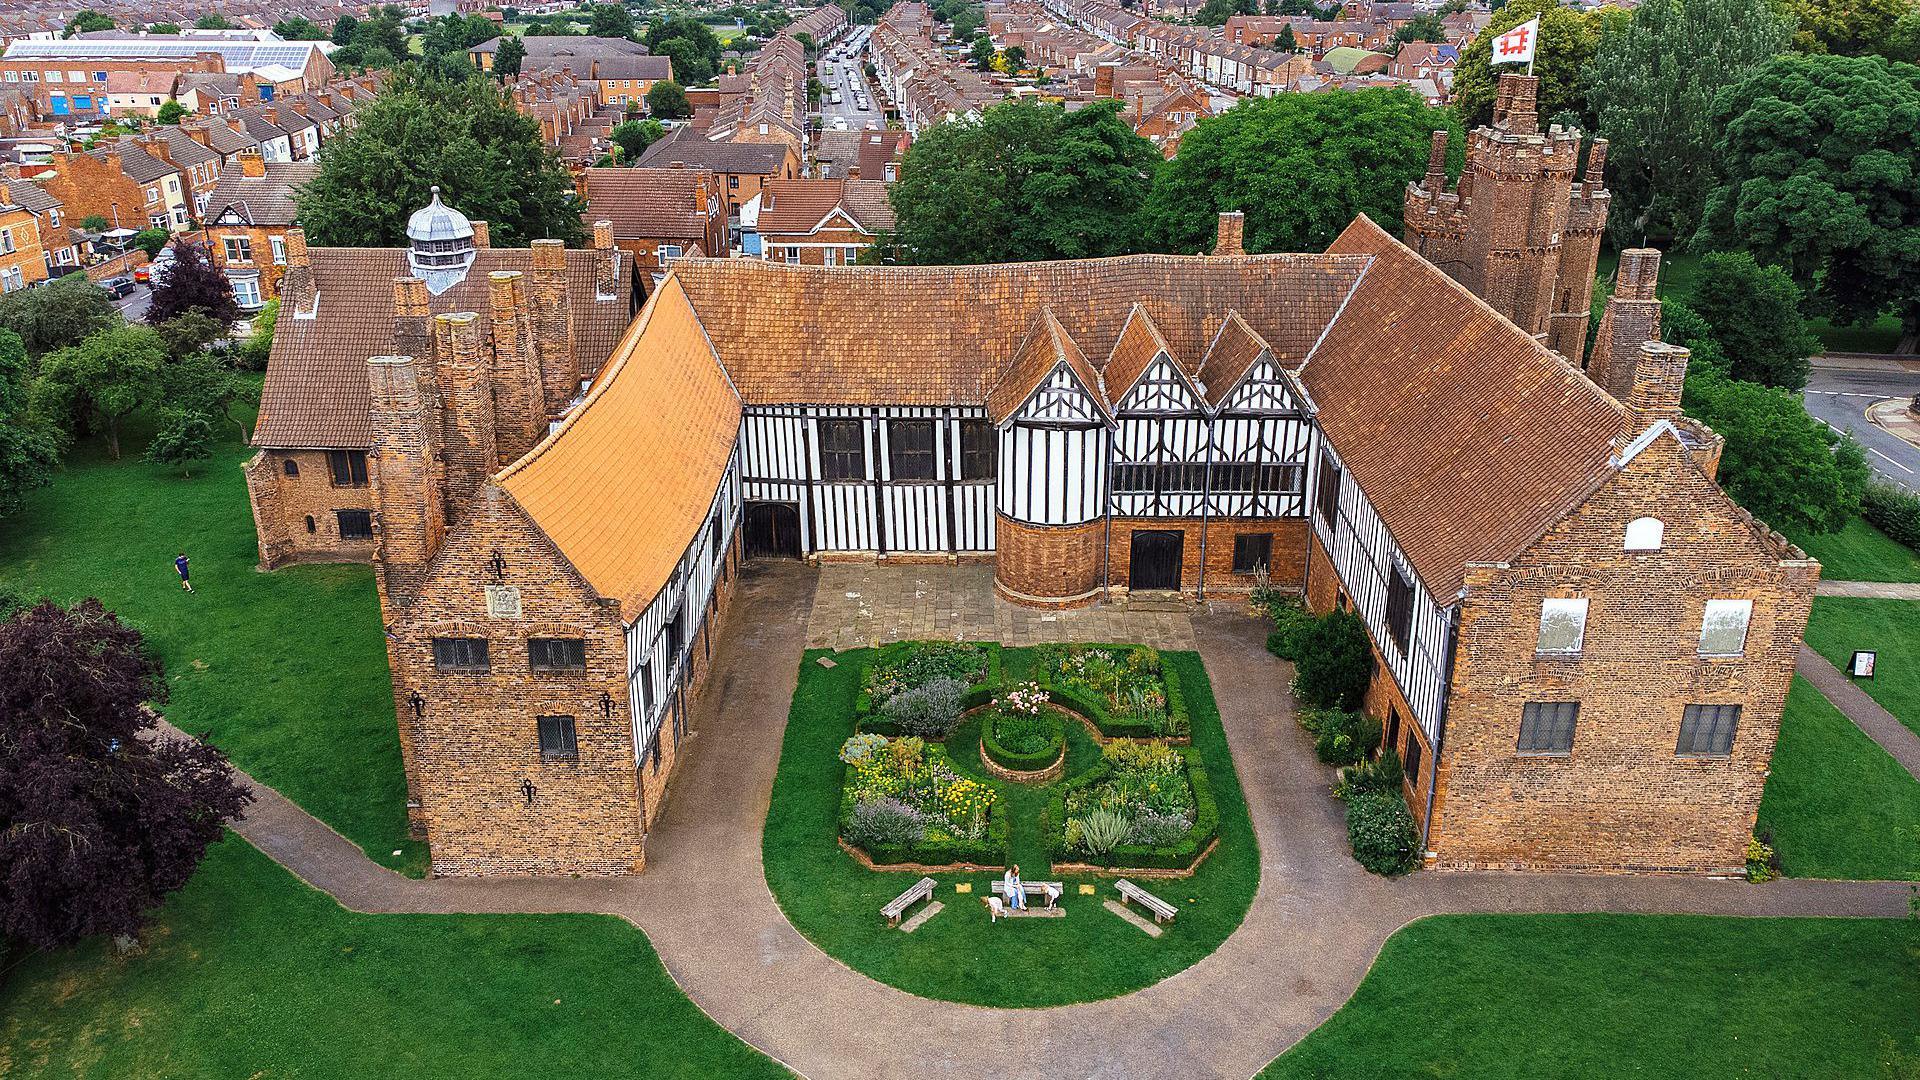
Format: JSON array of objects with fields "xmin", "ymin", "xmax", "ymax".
[
  {"xmin": 1677, "ymin": 704, "xmax": 1740, "ymax": 757},
  {"xmin": 818, "ymin": 418, "xmax": 865, "ymax": 481},
  {"xmin": 1517, "ymin": 701, "xmax": 1578, "ymax": 755}
]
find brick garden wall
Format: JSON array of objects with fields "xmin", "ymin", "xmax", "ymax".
[{"xmin": 1105, "ymin": 517, "xmax": 1308, "ymax": 599}]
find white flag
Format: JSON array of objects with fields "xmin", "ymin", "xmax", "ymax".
[{"xmin": 1491, "ymin": 17, "xmax": 1540, "ymax": 66}]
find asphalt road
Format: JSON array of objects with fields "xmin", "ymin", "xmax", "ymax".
[
  {"xmin": 816, "ymin": 29, "xmax": 881, "ymax": 131},
  {"xmin": 113, "ymin": 282, "xmax": 152, "ymax": 323},
  {"xmin": 1803, "ymin": 357, "xmax": 1920, "ymax": 493}
]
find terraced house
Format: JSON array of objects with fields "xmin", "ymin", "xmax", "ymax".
[{"xmin": 249, "ymin": 77, "xmax": 1813, "ymax": 879}]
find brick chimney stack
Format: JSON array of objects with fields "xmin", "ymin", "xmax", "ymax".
[
  {"xmin": 366, "ymin": 354, "xmax": 446, "ymax": 602},
  {"xmin": 528, "ymin": 239, "xmax": 579, "ymax": 413},
  {"xmin": 1623, "ymin": 340, "xmax": 1690, "ymax": 431},
  {"xmin": 1094, "ymin": 62, "xmax": 1116, "ymax": 99},
  {"xmin": 434, "ymin": 312, "xmax": 496, "ymax": 512},
  {"xmin": 1491, "ymin": 73, "xmax": 1538, "ymax": 135},
  {"xmin": 1422, "ymin": 129, "xmax": 1448, "ymax": 193},
  {"xmin": 487, "ymin": 270, "xmax": 546, "ymax": 463},
  {"xmin": 277, "ymin": 226, "xmax": 314, "ymax": 314},
  {"xmin": 1213, "ymin": 211, "xmax": 1245, "ymax": 256},
  {"xmin": 1587, "ymin": 248, "xmax": 1664, "ymax": 401},
  {"xmin": 239, "ymin": 148, "xmax": 266, "ymax": 178},
  {"xmin": 469, "ymin": 219, "xmax": 490, "ymax": 248}
]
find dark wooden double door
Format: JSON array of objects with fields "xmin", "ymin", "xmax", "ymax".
[
  {"xmin": 744, "ymin": 501, "xmax": 801, "ymax": 559},
  {"xmin": 1129, "ymin": 529, "xmax": 1184, "ymax": 591}
]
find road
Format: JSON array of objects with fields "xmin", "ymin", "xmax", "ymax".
[
  {"xmin": 113, "ymin": 282, "xmax": 152, "ymax": 323},
  {"xmin": 816, "ymin": 27, "xmax": 882, "ymax": 132},
  {"xmin": 1803, "ymin": 357, "xmax": 1920, "ymax": 493}
]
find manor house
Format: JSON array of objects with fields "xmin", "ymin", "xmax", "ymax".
[{"xmin": 247, "ymin": 76, "xmax": 1815, "ymax": 878}]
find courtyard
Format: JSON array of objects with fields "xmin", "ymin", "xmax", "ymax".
[{"xmin": 2, "ymin": 436, "xmax": 1918, "ymax": 1077}]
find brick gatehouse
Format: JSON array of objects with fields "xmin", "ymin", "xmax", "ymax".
[{"xmin": 249, "ymin": 76, "xmax": 1814, "ymax": 876}]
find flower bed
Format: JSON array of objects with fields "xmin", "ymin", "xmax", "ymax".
[
  {"xmin": 980, "ymin": 682, "xmax": 1066, "ymax": 773},
  {"xmin": 1033, "ymin": 644, "xmax": 1190, "ymax": 740},
  {"xmin": 837, "ymin": 732, "xmax": 1008, "ymax": 868},
  {"xmin": 1045, "ymin": 739, "xmax": 1219, "ymax": 873},
  {"xmin": 854, "ymin": 640, "xmax": 1000, "ymax": 734}
]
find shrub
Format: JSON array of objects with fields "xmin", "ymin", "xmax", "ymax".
[
  {"xmin": 1078, "ymin": 807, "xmax": 1129, "ymax": 855},
  {"xmin": 983, "ymin": 709, "xmax": 1063, "ymax": 771},
  {"xmin": 845, "ymin": 796, "xmax": 927, "ymax": 849},
  {"xmin": 1126, "ymin": 808, "xmax": 1192, "ymax": 846},
  {"xmin": 1346, "ymin": 789, "xmax": 1419, "ymax": 875},
  {"xmin": 839, "ymin": 732, "xmax": 887, "ymax": 764},
  {"xmin": 881, "ymin": 675, "xmax": 967, "ymax": 739},
  {"xmin": 1335, "ymin": 745, "xmax": 1404, "ymax": 800},
  {"xmin": 1263, "ymin": 595, "xmax": 1316, "ymax": 661},
  {"xmin": 1292, "ymin": 608, "xmax": 1374, "ymax": 710},
  {"xmin": 1863, "ymin": 482, "xmax": 1920, "ymax": 552},
  {"xmin": 1312, "ymin": 710, "xmax": 1381, "ymax": 767}
]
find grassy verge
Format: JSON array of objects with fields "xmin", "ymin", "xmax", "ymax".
[
  {"xmin": 1803, "ymin": 597, "xmax": 1920, "ymax": 740},
  {"xmin": 762, "ymin": 648, "xmax": 1259, "ymax": 1007},
  {"xmin": 1263, "ymin": 913, "xmax": 1920, "ymax": 1079},
  {"xmin": 1757, "ymin": 678, "xmax": 1920, "ymax": 881},
  {"xmin": 1786, "ymin": 517, "xmax": 1920, "ymax": 583},
  {"xmin": 0, "ymin": 837, "xmax": 789, "ymax": 1079},
  {"xmin": 0, "ymin": 416, "xmax": 422, "ymax": 873}
]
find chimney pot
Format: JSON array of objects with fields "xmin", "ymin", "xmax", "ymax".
[{"xmin": 1491, "ymin": 73, "xmax": 1539, "ymax": 136}]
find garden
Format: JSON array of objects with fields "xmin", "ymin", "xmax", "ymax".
[{"xmin": 763, "ymin": 640, "xmax": 1259, "ymax": 1006}]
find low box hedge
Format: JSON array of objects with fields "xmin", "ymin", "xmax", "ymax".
[
  {"xmin": 837, "ymin": 784, "xmax": 1010, "ymax": 868},
  {"xmin": 1034, "ymin": 649, "xmax": 1190, "ymax": 739},
  {"xmin": 982, "ymin": 710, "xmax": 1066, "ymax": 772},
  {"xmin": 1043, "ymin": 746, "xmax": 1219, "ymax": 871},
  {"xmin": 854, "ymin": 641, "xmax": 1002, "ymax": 722}
]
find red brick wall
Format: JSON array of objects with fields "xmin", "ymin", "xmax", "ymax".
[
  {"xmin": 994, "ymin": 515, "xmax": 1105, "ymax": 606},
  {"xmin": 244, "ymin": 449, "xmax": 377, "ymax": 568},
  {"xmin": 1105, "ymin": 517, "xmax": 1308, "ymax": 598},
  {"xmin": 1431, "ymin": 435, "xmax": 1817, "ymax": 873}
]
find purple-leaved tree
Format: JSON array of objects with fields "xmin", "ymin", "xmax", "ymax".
[{"xmin": 0, "ymin": 599, "xmax": 251, "ymax": 951}]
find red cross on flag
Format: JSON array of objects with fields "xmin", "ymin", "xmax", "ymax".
[{"xmin": 1492, "ymin": 17, "xmax": 1540, "ymax": 66}]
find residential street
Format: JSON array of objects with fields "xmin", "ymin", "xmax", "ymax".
[
  {"xmin": 112, "ymin": 282, "xmax": 153, "ymax": 323},
  {"xmin": 817, "ymin": 27, "xmax": 881, "ymax": 131},
  {"xmin": 1803, "ymin": 356, "xmax": 1920, "ymax": 493}
]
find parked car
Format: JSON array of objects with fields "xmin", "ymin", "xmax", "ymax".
[{"xmin": 100, "ymin": 275, "xmax": 137, "ymax": 298}]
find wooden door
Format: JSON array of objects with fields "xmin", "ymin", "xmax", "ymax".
[
  {"xmin": 1128, "ymin": 529, "xmax": 1184, "ymax": 591},
  {"xmin": 744, "ymin": 501, "xmax": 801, "ymax": 559}
]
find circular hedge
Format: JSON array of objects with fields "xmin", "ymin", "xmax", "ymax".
[{"xmin": 982, "ymin": 708, "xmax": 1067, "ymax": 772}]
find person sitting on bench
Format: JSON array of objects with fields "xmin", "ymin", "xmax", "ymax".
[{"xmin": 1003, "ymin": 865, "xmax": 1026, "ymax": 911}]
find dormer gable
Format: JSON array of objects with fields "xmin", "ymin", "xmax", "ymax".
[
  {"xmin": 988, "ymin": 310, "xmax": 1110, "ymax": 426},
  {"xmin": 1200, "ymin": 310, "xmax": 1299, "ymax": 412}
]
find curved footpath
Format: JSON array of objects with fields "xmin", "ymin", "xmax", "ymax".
[{"xmin": 217, "ymin": 563, "xmax": 1912, "ymax": 1080}]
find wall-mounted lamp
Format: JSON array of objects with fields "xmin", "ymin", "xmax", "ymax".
[
  {"xmin": 489, "ymin": 549, "xmax": 508, "ymax": 580},
  {"xmin": 601, "ymin": 691, "xmax": 614, "ymax": 718},
  {"xmin": 408, "ymin": 690, "xmax": 425, "ymax": 718},
  {"xmin": 521, "ymin": 779, "xmax": 536, "ymax": 806}
]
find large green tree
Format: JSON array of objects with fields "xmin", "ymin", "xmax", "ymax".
[
  {"xmin": 1141, "ymin": 88, "xmax": 1462, "ymax": 255},
  {"xmin": 272, "ymin": 16, "xmax": 328, "ymax": 40},
  {"xmin": 64, "ymin": 10, "xmax": 114, "ymax": 35},
  {"xmin": 646, "ymin": 80, "xmax": 692, "ymax": 119},
  {"xmin": 645, "ymin": 17, "xmax": 723, "ymax": 85},
  {"xmin": 1452, "ymin": 0, "xmax": 1617, "ymax": 129},
  {"xmin": 890, "ymin": 99, "xmax": 1160, "ymax": 264},
  {"xmin": 494, "ymin": 35, "xmax": 527, "ymax": 77},
  {"xmin": 1683, "ymin": 371, "xmax": 1869, "ymax": 533},
  {"xmin": 0, "ymin": 272, "xmax": 116, "ymax": 357},
  {"xmin": 1686, "ymin": 252, "xmax": 1821, "ymax": 390},
  {"xmin": 1584, "ymin": 0, "xmax": 1791, "ymax": 247},
  {"xmin": 588, "ymin": 3, "xmax": 637, "ymax": 39},
  {"xmin": 0, "ymin": 329, "xmax": 60, "ymax": 517},
  {"xmin": 296, "ymin": 75, "xmax": 585, "ymax": 248},
  {"xmin": 31, "ymin": 325, "xmax": 168, "ymax": 460},
  {"xmin": 1783, "ymin": 0, "xmax": 1910, "ymax": 55},
  {"xmin": 1697, "ymin": 54, "xmax": 1920, "ymax": 353}
]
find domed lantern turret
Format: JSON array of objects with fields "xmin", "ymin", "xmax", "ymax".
[{"xmin": 406, "ymin": 186, "xmax": 477, "ymax": 295}]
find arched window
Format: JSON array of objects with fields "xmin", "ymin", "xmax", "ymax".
[
  {"xmin": 283, "ymin": 458, "xmax": 299, "ymax": 477},
  {"xmin": 304, "ymin": 515, "xmax": 316, "ymax": 533},
  {"xmin": 1625, "ymin": 517, "xmax": 1664, "ymax": 551}
]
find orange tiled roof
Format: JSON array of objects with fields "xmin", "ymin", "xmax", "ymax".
[
  {"xmin": 497, "ymin": 276, "xmax": 742, "ymax": 620},
  {"xmin": 1102, "ymin": 303, "xmax": 1180, "ymax": 403},
  {"xmin": 1196, "ymin": 311, "xmax": 1270, "ymax": 407},
  {"xmin": 988, "ymin": 309, "xmax": 1110, "ymax": 423},
  {"xmin": 1304, "ymin": 216, "xmax": 1627, "ymax": 599}
]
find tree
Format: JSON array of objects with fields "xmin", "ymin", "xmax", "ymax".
[
  {"xmin": 154, "ymin": 311, "xmax": 226, "ymax": 359},
  {"xmin": 297, "ymin": 75, "xmax": 585, "ymax": 248},
  {"xmin": 1196, "ymin": 0, "xmax": 1257, "ymax": 26},
  {"xmin": 32, "ymin": 325, "xmax": 168, "ymax": 459},
  {"xmin": 1452, "ymin": 0, "xmax": 1616, "ymax": 129},
  {"xmin": 1584, "ymin": 0, "xmax": 1790, "ymax": 248},
  {"xmin": 646, "ymin": 79, "xmax": 692, "ymax": 119},
  {"xmin": 131, "ymin": 226, "xmax": 170, "ymax": 257},
  {"xmin": 1142, "ymin": 88, "xmax": 1463, "ymax": 254},
  {"xmin": 423, "ymin": 14, "xmax": 494, "ymax": 58},
  {"xmin": 156, "ymin": 99, "xmax": 185, "ymax": 124},
  {"xmin": 273, "ymin": 16, "xmax": 328, "ymax": 39},
  {"xmin": 999, "ymin": 44, "xmax": 1028, "ymax": 74},
  {"xmin": 1391, "ymin": 12, "xmax": 1448, "ymax": 46},
  {"xmin": 645, "ymin": 17, "xmax": 723, "ymax": 85},
  {"xmin": 161, "ymin": 350, "xmax": 256, "ymax": 438},
  {"xmin": 494, "ymin": 34, "xmax": 527, "ymax": 77},
  {"xmin": 1683, "ymin": 371, "xmax": 1868, "ymax": 533},
  {"xmin": 0, "ymin": 272, "xmax": 116, "ymax": 357},
  {"xmin": 1686, "ymin": 253, "xmax": 1821, "ymax": 390},
  {"xmin": 1292, "ymin": 609, "xmax": 1375, "ymax": 710},
  {"xmin": 1698, "ymin": 54, "xmax": 1920, "ymax": 353},
  {"xmin": 890, "ymin": 99, "xmax": 1160, "ymax": 264},
  {"xmin": 1886, "ymin": 7, "xmax": 1920, "ymax": 63},
  {"xmin": 588, "ymin": 2, "xmax": 637, "ymax": 39},
  {"xmin": 237, "ymin": 298, "xmax": 278, "ymax": 371},
  {"xmin": 610, "ymin": 118, "xmax": 665, "ymax": 159},
  {"xmin": 0, "ymin": 330, "xmax": 60, "ymax": 517},
  {"xmin": 194, "ymin": 13, "xmax": 232, "ymax": 29},
  {"xmin": 1274, "ymin": 24, "xmax": 1298, "ymax": 52},
  {"xmin": 146, "ymin": 241, "xmax": 239, "ymax": 326},
  {"xmin": 65, "ymin": 10, "xmax": 114, "ymax": 35},
  {"xmin": 144, "ymin": 409, "xmax": 216, "ymax": 476},
  {"xmin": 147, "ymin": 22, "xmax": 181, "ymax": 33},
  {"xmin": 0, "ymin": 600, "xmax": 251, "ymax": 952},
  {"xmin": 1783, "ymin": 0, "xmax": 1909, "ymax": 55},
  {"xmin": 969, "ymin": 33, "xmax": 995, "ymax": 70},
  {"xmin": 332, "ymin": 13, "xmax": 360, "ymax": 45}
]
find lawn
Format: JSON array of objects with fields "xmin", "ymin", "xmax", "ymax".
[
  {"xmin": 1785, "ymin": 517, "xmax": 1920, "ymax": 583},
  {"xmin": 1757, "ymin": 678, "xmax": 1920, "ymax": 881},
  {"xmin": 1803, "ymin": 597, "xmax": 1920, "ymax": 740},
  {"xmin": 0, "ymin": 415, "xmax": 421, "ymax": 873},
  {"xmin": 1593, "ymin": 250, "xmax": 1904, "ymax": 354},
  {"xmin": 762, "ymin": 647, "xmax": 1260, "ymax": 1007},
  {"xmin": 1263, "ymin": 913, "xmax": 1920, "ymax": 1079},
  {"xmin": 0, "ymin": 837, "xmax": 789, "ymax": 1079}
]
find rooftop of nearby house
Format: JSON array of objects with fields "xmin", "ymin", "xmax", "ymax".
[
  {"xmin": 579, "ymin": 167, "xmax": 716, "ymax": 239},
  {"xmin": 756, "ymin": 178, "xmax": 893, "ymax": 235},
  {"xmin": 633, "ymin": 127, "xmax": 794, "ymax": 176},
  {"xmin": 204, "ymin": 160, "xmax": 315, "ymax": 226}
]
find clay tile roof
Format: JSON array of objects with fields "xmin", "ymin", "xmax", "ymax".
[
  {"xmin": 1304, "ymin": 216, "xmax": 1626, "ymax": 599},
  {"xmin": 757, "ymin": 178, "xmax": 895, "ymax": 235},
  {"xmin": 663, "ymin": 252, "xmax": 1367, "ymax": 408},
  {"xmin": 205, "ymin": 161, "xmax": 316, "ymax": 226},
  {"xmin": 496, "ymin": 277, "xmax": 741, "ymax": 620},
  {"xmin": 1196, "ymin": 310, "xmax": 1269, "ymax": 407},
  {"xmin": 988, "ymin": 309, "xmax": 1108, "ymax": 423},
  {"xmin": 633, "ymin": 127, "xmax": 791, "ymax": 175},
  {"xmin": 1102, "ymin": 303, "xmax": 1177, "ymax": 402},
  {"xmin": 254, "ymin": 247, "xmax": 635, "ymax": 450},
  {"xmin": 581, "ymin": 168, "xmax": 711, "ymax": 240}
]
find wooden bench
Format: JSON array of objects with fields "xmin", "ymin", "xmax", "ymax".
[
  {"xmin": 1115, "ymin": 879, "xmax": 1178, "ymax": 924},
  {"xmin": 881, "ymin": 876, "xmax": 937, "ymax": 927},
  {"xmin": 990, "ymin": 880, "xmax": 1064, "ymax": 908}
]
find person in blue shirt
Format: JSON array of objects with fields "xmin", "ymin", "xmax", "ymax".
[{"xmin": 174, "ymin": 552, "xmax": 193, "ymax": 593}]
